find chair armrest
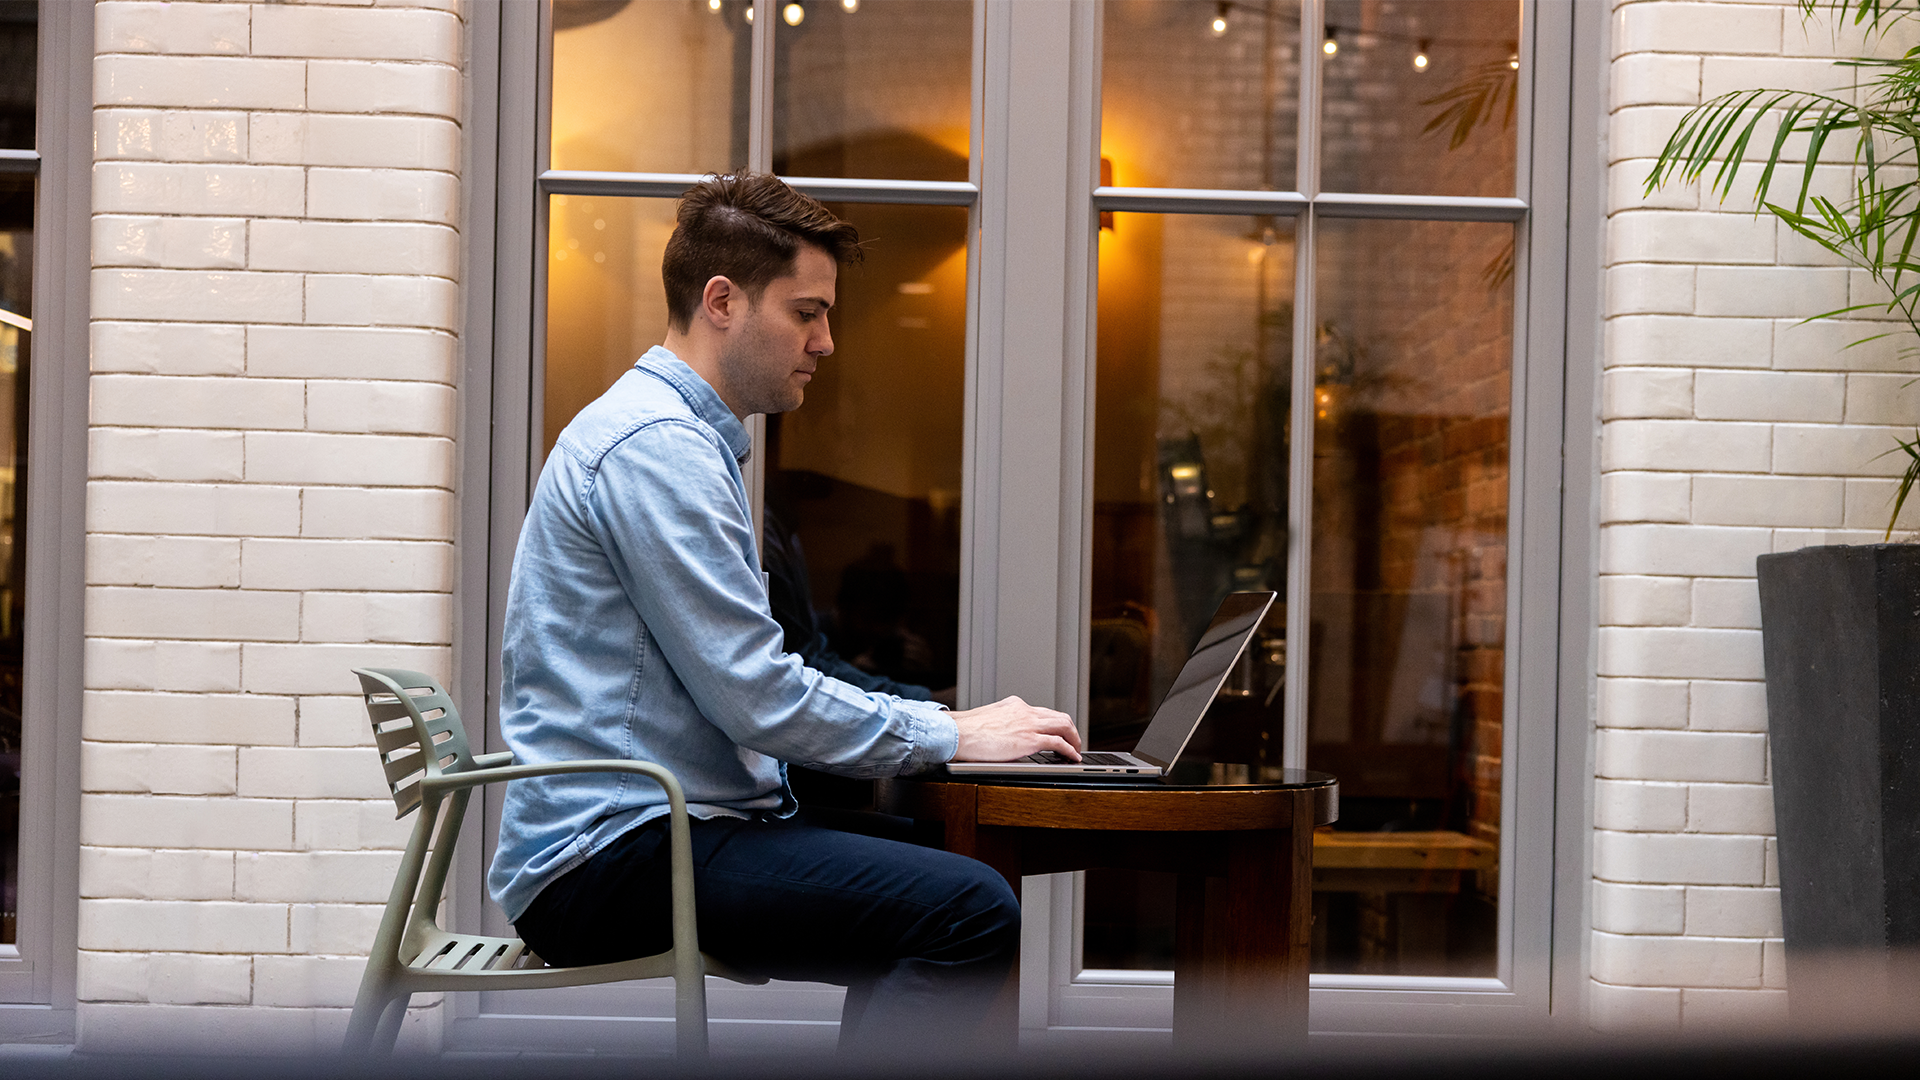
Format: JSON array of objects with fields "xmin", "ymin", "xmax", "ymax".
[
  {"xmin": 419, "ymin": 756, "xmax": 705, "ymax": 978},
  {"xmin": 472, "ymin": 751, "xmax": 515, "ymax": 770},
  {"xmin": 420, "ymin": 758, "xmax": 681, "ymax": 796}
]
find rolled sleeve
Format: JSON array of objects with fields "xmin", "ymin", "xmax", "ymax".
[{"xmin": 899, "ymin": 699, "xmax": 960, "ymax": 772}]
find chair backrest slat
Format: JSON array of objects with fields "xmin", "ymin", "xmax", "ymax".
[{"xmin": 353, "ymin": 668, "xmax": 477, "ymax": 818}]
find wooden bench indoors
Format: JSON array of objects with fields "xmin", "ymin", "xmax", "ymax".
[{"xmin": 1311, "ymin": 829, "xmax": 1497, "ymax": 973}]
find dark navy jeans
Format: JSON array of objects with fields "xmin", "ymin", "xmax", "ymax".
[{"xmin": 513, "ymin": 807, "xmax": 1020, "ymax": 1054}]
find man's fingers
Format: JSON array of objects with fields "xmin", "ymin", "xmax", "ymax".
[{"xmin": 1043, "ymin": 735, "xmax": 1082, "ymax": 761}]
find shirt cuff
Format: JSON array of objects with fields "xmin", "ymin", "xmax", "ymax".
[{"xmin": 899, "ymin": 699, "xmax": 960, "ymax": 772}]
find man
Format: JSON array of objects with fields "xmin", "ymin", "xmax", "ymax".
[{"xmin": 489, "ymin": 172, "xmax": 1082, "ymax": 1052}]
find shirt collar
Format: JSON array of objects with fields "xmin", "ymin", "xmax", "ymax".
[{"xmin": 635, "ymin": 346, "xmax": 753, "ymax": 463}]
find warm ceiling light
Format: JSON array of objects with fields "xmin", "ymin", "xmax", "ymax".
[
  {"xmin": 708, "ymin": 0, "xmax": 722, "ymax": 11},
  {"xmin": 743, "ymin": 5, "xmax": 753, "ymax": 21},
  {"xmin": 1322, "ymin": 29, "xmax": 1338, "ymax": 57},
  {"xmin": 841, "ymin": 0, "xmax": 859, "ymax": 10},
  {"xmin": 1414, "ymin": 39, "xmax": 1429, "ymax": 71},
  {"xmin": 1211, "ymin": 1, "xmax": 1229, "ymax": 35},
  {"xmin": 1509, "ymin": 54, "xmax": 1520, "ymax": 70},
  {"xmin": 783, "ymin": 2, "xmax": 805, "ymax": 25}
]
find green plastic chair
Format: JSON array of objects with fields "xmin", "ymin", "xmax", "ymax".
[{"xmin": 342, "ymin": 668, "xmax": 764, "ymax": 1057}]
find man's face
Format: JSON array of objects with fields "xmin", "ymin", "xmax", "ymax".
[{"xmin": 717, "ymin": 243, "xmax": 837, "ymax": 416}]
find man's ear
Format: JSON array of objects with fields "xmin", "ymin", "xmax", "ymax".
[{"xmin": 700, "ymin": 275, "xmax": 738, "ymax": 329}]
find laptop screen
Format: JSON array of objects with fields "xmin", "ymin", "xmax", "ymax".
[{"xmin": 1130, "ymin": 591, "xmax": 1276, "ymax": 769}]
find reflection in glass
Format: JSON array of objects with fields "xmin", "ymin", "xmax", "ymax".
[
  {"xmin": 1308, "ymin": 217, "xmax": 1512, "ymax": 977},
  {"xmin": 543, "ymin": 194, "xmax": 677, "ymax": 457},
  {"xmin": 541, "ymin": 197, "xmax": 969, "ymax": 760},
  {"xmin": 1102, "ymin": 0, "xmax": 1300, "ymax": 191},
  {"xmin": 1320, "ymin": 0, "xmax": 1521, "ymax": 197},
  {"xmin": 0, "ymin": 1, "xmax": 33, "ymax": 151},
  {"xmin": 1, "ymin": 171, "xmax": 30, "ymax": 946},
  {"xmin": 1087, "ymin": 212, "xmax": 1295, "ymax": 969},
  {"xmin": 769, "ymin": 202, "xmax": 969, "ymax": 712},
  {"xmin": 550, "ymin": 0, "xmax": 746, "ymax": 175},
  {"xmin": 773, "ymin": 0, "xmax": 972, "ymax": 182}
]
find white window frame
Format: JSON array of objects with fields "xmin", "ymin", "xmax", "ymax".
[
  {"xmin": 1032, "ymin": 0, "xmax": 1588, "ymax": 1039},
  {"xmin": 457, "ymin": 0, "xmax": 1603, "ymax": 1048},
  {"xmin": 0, "ymin": 0, "xmax": 91, "ymax": 1036}
]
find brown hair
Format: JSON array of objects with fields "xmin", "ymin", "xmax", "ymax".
[{"xmin": 662, "ymin": 172, "xmax": 862, "ymax": 333}]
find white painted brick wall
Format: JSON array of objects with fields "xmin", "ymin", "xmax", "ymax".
[
  {"xmin": 1598, "ymin": 0, "xmax": 1915, "ymax": 1033},
  {"xmin": 84, "ymin": 0, "xmax": 463, "ymax": 1052}
]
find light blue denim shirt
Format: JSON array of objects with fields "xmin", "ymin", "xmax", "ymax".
[{"xmin": 488, "ymin": 347, "xmax": 959, "ymax": 923}]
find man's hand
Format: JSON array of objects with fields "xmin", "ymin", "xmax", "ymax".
[{"xmin": 951, "ymin": 696, "xmax": 1083, "ymax": 762}]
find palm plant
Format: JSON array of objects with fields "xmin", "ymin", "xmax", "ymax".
[{"xmin": 1646, "ymin": 0, "xmax": 1920, "ymax": 536}]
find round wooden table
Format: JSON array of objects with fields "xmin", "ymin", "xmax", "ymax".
[{"xmin": 877, "ymin": 763, "xmax": 1338, "ymax": 1047}]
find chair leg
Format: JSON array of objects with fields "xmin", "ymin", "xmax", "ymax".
[
  {"xmin": 343, "ymin": 970, "xmax": 393, "ymax": 1054},
  {"xmin": 372, "ymin": 991, "xmax": 411, "ymax": 1055},
  {"xmin": 674, "ymin": 957, "xmax": 710, "ymax": 1059}
]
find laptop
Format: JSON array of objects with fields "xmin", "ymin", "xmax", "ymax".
[{"xmin": 948, "ymin": 590, "xmax": 1277, "ymax": 778}]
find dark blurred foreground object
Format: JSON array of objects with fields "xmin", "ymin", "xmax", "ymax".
[
  {"xmin": 12, "ymin": 1035, "xmax": 1920, "ymax": 1080},
  {"xmin": 1757, "ymin": 544, "xmax": 1920, "ymax": 1021}
]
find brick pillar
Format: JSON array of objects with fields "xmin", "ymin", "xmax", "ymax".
[
  {"xmin": 1595, "ymin": 0, "xmax": 1914, "ymax": 1033},
  {"xmin": 79, "ymin": 0, "xmax": 464, "ymax": 1052}
]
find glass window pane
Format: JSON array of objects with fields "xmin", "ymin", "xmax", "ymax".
[
  {"xmin": 0, "ymin": 0, "xmax": 31, "ymax": 946},
  {"xmin": 770, "ymin": 202, "xmax": 969, "ymax": 735},
  {"xmin": 773, "ymin": 0, "xmax": 972, "ymax": 182},
  {"xmin": 1087, "ymin": 211, "xmax": 1296, "ymax": 969},
  {"xmin": 550, "ymin": 0, "xmax": 746, "ymax": 174},
  {"xmin": 543, "ymin": 193, "xmax": 676, "ymax": 457},
  {"xmin": 1308, "ymin": 217, "xmax": 1511, "ymax": 978},
  {"xmin": 0, "ymin": 1, "xmax": 33, "ymax": 151},
  {"xmin": 0, "ymin": 170, "xmax": 30, "ymax": 947},
  {"xmin": 541, "ymin": 197, "xmax": 969, "ymax": 721},
  {"xmin": 1319, "ymin": 0, "xmax": 1521, "ymax": 197},
  {"xmin": 1102, "ymin": 0, "xmax": 1301, "ymax": 192}
]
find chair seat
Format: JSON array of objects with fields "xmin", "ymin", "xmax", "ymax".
[
  {"xmin": 407, "ymin": 930, "xmax": 539, "ymax": 974},
  {"xmin": 396, "ymin": 928, "xmax": 770, "ymax": 992}
]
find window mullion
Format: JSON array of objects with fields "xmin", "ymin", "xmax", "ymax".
[{"xmin": 748, "ymin": 0, "xmax": 775, "ymax": 172}]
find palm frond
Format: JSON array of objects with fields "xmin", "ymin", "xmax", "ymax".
[
  {"xmin": 1659, "ymin": 2, "xmax": 1920, "ymax": 538},
  {"xmin": 1878, "ymin": 430, "xmax": 1920, "ymax": 539}
]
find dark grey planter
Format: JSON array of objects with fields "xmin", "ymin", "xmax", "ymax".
[{"xmin": 1755, "ymin": 543, "xmax": 1920, "ymax": 964}]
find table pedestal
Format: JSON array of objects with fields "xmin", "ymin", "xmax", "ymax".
[{"xmin": 878, "ymin": 771, "xmax": 1337, "ymax": 1047}]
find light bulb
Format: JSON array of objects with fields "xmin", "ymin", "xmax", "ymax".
[
  {"xmin": 1509, "ymin": 54, "xmax": 1519, "ymax": 70},
  {"xmin": 1211, "ymin": 15, "xmax": 1228, "ymax": 34},
  {"xmin": 783, "ymin": 2, "xmax": 804, "ymax": 25},
  {"xmin": 708, "ymin": 0, "xmax": 722, "ymax": 11},
  {"xmin": 1414, "ymin": 39, "xmax": 1429, "ymax": 71},
  {"xmin": 841, "ymin": 0, "xmax": 859, "ymax": 10},
  {"xmin": 743, "ymin": 5, "xmax": 753, "ymax": 21},
  {"xmin": 1322, "ymin": 34, "xmax": 1338, "ymax": 57}
]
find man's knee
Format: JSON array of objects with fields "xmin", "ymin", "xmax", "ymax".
[{"xmin": 925, "ymin": 857, "xmax": 1020, "ymax": 965}]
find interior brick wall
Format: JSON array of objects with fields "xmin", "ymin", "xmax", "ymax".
[{"xmin": 78, "ymin": 0, "xmax": 463, "ymax": 1052}]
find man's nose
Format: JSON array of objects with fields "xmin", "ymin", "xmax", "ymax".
[{"xmin": 812, "ymin": 316, "xmax": 834, "ymax": 357}]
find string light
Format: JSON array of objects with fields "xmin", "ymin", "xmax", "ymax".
[
  {"xmin": 783, "ymin": 2, "xmax": 805, "ymax": 25},
  {"xmin": 1508, "ymin": 53, "xmax": 1519, "ymax": 70},
  {"xmin": 1211, "ymin": 1, "xmax": 1229, "ymax": 35},
  {"xmin": 1413, "ymin": 39, "xmax": 1429, "ymax": 72},
  {"xmin": 841, "ymin": 0, "xmax": 859, "ymax": 10},
  {"xmin": 743, "ymin": 5, "xmax": 752, "ymax": 21},
  {"xmin": 1322, "ymin": 27, "xmax": 1338, "ymax": 57},
  {"xmin": 707, "ymin": 0, "xmax": 721, "ymax": 11}
]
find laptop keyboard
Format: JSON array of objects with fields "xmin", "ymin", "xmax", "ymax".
[{"xmin": 1022, "ymin": 751, "xmax": 1133, "ymax": 766}]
